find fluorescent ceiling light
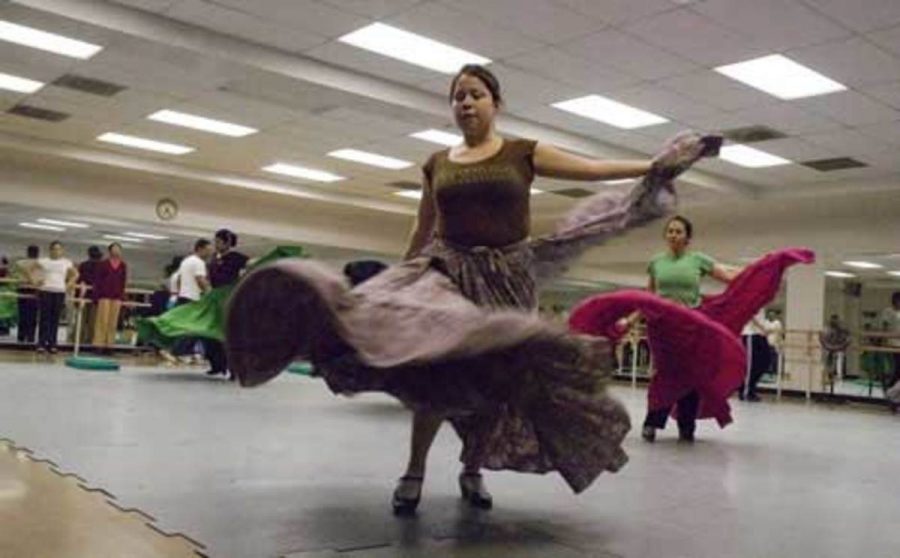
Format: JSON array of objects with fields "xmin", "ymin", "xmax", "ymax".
[
  {"xmin": 37, "ymin": 218, "xmax": 89, "ymax": 228},
  {"xmin": 124, "ymin": 232, "xmax": 169, "ymax": 240},
  {"xmin": 394, "ymin": 190, "xmax": 422, "ymax": 200},
  {"xmin": 0, "ymin": 71, "xmax": 44, "ymax": 93},
  {"xmin": 0, "ymin": 20, "xmax": 102, "ymax": 59},
  {"xmin": 888, "ymin": 271, "xmax": 900, "ymax": 277},
  {"xmin": 395, "ymin": 188, "xmax": 542, "ymax": 200},
  {"xmin": 104, "ymin": 234, "xmax": 143, "ymax": 243},
  {"xmin": 19, "ymin": 222, "xmax": 64, "ymax": 232},
  {"xmin": 719, "ymin": 145, "xmax": 791, "ymax": 168},
  {"xmin": 339, "ymin": 22, "xmax": 490, "ymax": 74},
  {"xmin": 843, "ymin": 261, "xmax": 883, "ymax": 269},
  {"xmin": 602, "ymin": 179, "xmax": 633, "ymax": 185},
  {"xmin": 715, "ymin": 54, "xmax": 846, "ymax": 100},
  {"xmin": 328, "ymin": 149, "xmax": 413, "ymax": 170},
  {"xmin": 263, "ymin": 163, "xmax": 345, "ymax": 183},
  {"xmin": 825, "ymin": 271, "xmax": 855, "ymax": 278},
  {"xmin": 98, "ymin": 132, "xmax": 194, "ymax": 155},
  {"xmin": 410, "ymin": 129, "xmax": 462, "ymax": 146},
  {"xmin": 148, "ymin": 110, "xmax": 257, "ymax": 137},
  {"xmin": 551, "ymin": 95, "xmax": 668, "ymax": 129}
]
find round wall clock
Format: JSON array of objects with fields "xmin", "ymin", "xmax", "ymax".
[{"xmin": 156, "ymin": 198, "xmax": 178, "ymax": 221}]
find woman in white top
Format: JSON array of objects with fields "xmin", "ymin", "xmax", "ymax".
[{"xmin": 35, "ymin": 241, "xmax": 78, "ymax": 353}]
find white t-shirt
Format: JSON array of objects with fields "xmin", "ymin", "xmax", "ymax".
[
  {"xmin": 177, "ymin": 254, "xmax": 207, "ymax": 301},
  {"xmin": 37, "ymin": 257, "xmax": 74, "ymax": 293},
  {"xmin": 742, "ymin": 310, "xmax": 772, "ymax": 336}
]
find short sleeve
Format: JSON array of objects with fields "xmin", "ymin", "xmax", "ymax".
[
  {"xmin": 516, "ymin": 139, "xmax": 538, "ymax": 178},
  {"xmin": 647, "ymin": 253, "xmax": 663, "ymax": 278},
  {"xmin": 192, "ymin": 258, "xmax": 207, "ymax": 278},
  {"xmin": 421, "ymin": 152, "xmax": 440, "ymax": 184},
  {"xmin": 695, "ymin": 252, "xmax": 716, "ymax": 275}
]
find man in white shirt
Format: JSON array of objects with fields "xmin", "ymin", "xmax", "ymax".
[
  {"xmin": 168, "ymin": 239, "xmax": 213, "ymax": 361},
  {"xmin": 35, "ymin": 241, "xmax": 78, "ymax": 353},
  {"xmin": 176, "ymin": 239, "xmax": 212, "ymax": 304},
  {"xmin": 740, "ymin": 309, "xmax": 777, "ymax": 401}
]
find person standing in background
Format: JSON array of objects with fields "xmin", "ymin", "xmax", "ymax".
[
  {"xmin": 92, "ymin": 243, "xmax": 128, "ymax": 353},
  {"xmin": 14, "ymin": 245, "xmax": 41, "ymax": 345},
  {"xmin": 879, "ymin": 292, "xmax": 900, "ymax": 398},
  {"xmin": 77, "ymin": 245, "xmax": 103, "ymax": 345},
  {"xmin": 204, "ymin": 229, "xmax": 248, "ymax": 378},
  {"xmin": 167, "ymin": 239, "xmax": 212, "ymax": 363},
  {"xmin": 36, "ymin": 241, "xmax": 78, "ymax": 353}
]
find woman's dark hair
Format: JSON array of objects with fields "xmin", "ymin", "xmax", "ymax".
[
  {"xmin": 343, "ymin": 260, "xmax": 388, "ymax": 287},
  {"xmin": 194, "ymin": 238, "xmax": 211, "ymax": 252},
  {"xmin": 49, "ymin": 240, "xmax": 62, "ymax": 249},
  {"xmin": 449, "ymin": 64, "xmax": 502, "ymax": 107},
  {"xmin": 892, "ymin": 291, "xmax": 900, "ymax": 305},
  {"xmin": 666, "ymin": 215, "xmax": 694, "ymax": 240},
  {"xmin": 107, "ymin": 242, "xmax": 122, "ymax": 252},
  {"xmin": 26, "ymin": 245, "xmax": 39, "ymax": 258},
  {"xmin": 88, "ymin": 245, "xmax": 103, "ymax": 260},
  {"xmin": 164, "ymin": 256, "xmax": 183, "ymax": 276},
  {"xmin": 215, "ymin": 228, "xmax": 238, "ymax": 248}
]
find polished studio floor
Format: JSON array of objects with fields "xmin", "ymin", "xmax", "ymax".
[{"xmin": 0, "ymin": 356, "xmax": 896, "ymax": 558}]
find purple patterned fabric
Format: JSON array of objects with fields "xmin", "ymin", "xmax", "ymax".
[{"xmin": 227, "ymin": 131, "xmax": 720, "ymax": 493}]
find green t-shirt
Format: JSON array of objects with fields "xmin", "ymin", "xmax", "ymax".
[{"xmin": 648, "ymin": 251, "xmax": 716, "ymax": 308}]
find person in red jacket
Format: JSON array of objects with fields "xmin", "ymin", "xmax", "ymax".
[{"xmin": 92, "ymin": 243, "xmax": 128, "ymax": 351}]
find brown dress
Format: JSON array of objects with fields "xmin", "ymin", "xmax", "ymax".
[{"xmin": 226, "ymin": 131, "xmax": 719, "ymax": 493}]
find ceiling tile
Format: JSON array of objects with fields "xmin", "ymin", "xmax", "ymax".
[
  {"xmin": 693, "ymin": 0, "xmax": 851, "ymax": 51},
  {"xmin": 607, "ymin": 82, "xmax": 721, "ymax": 121},
  {"xmin": 660, "ymin": 71, "xmax": 772, "ymax": 111},
  {"xmin": 867, "ymin": 23, "xmax": 900, "ymax": 57},
  {"xmin": 559, "ymin": 28, "xmax": 701, "ymax": 80},
  {"xmin": 165, "ymin": 0, "xmax": 330, "ymax": 53},
  {"xmin": 799, "ymin": 90, "xmax": 900, "ymax": 126},
  {"xmin": 728, "ymin": 102, "xmax": 842, "ymax": 135},
  {"xmin": 108, "ymin": 0, "xmax": 178, "ymax": 12},
  {"xmin": 449, "ymin": 0, "xmax": 602, "ymax": 44},
  {"xmin": 804, "ymin": 128, "xmax": 887, "ymax": 157},
  {"xmin": 803, "ymin": 0, "xmax": 900, "ymax": 33},
  {"xmin": 857, "ymin": 121, "xmax": 900, "ymax": 146},
  {"xmin": 305, "ymin": 41, "xmax": 437, "ymax": 85},
  {"xmin": 790, "ymin": 36, "xmax": 900, "ymax": 88},
  {"xmin": 387, "ymin": 2, "xmax": 543, "ymax": 60},
  {"xmin": 748, "ymin": 137, "xmax": 834, "ymax": 161},
  {"xmin": 623, "ymin": 8, "xmax": 763, "ymax": 66},
  {"xmin": 207, "ymin": 0, "xmax": 369, "ymax": 38},
  {"xmin": 501, "ymin": 48, "xmax": 640, "ymax": 92},
  {"xmin": 860, "ymin": 81, "xmax": 900, "ymax": 109},
  {"xmin": 319, "ymin": 0, "xmax": 423, "ymax": 19},
  {"xmin": 552, "ymin": 0, "xmax": 678, "ymax": 25}
]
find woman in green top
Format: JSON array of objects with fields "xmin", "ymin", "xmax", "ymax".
[{"xmin": 640, "ymin": 215, "xmax": 737, "ymax": 442}]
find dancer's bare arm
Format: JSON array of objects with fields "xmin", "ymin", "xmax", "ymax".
[
  {"xmin": 404, "ymin": 177, "xmax": 436, "ymax": 260},
  {"xmin": 711, "ymin": 263, "xmax": 740, "ymax": 284},
  {"xmin": 533, "ymin": 144, "xmax": 652, "ymax": 181}
]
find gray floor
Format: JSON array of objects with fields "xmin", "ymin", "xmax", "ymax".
[{"xmin": 0, "ymin": 361, "xmax": 897, "ymax": 558}]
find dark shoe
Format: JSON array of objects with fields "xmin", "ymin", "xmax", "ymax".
[
  {"xmin": 678, "ymin": 429, "xmax": 695, "ymax": 443},
  {"xmin": 641, "ymin": 425, "xmax": 656, "ymax": 443},
  {"xmin": 746, "ymin": 394, "xmax": 761, "ymax": 402},
  {"xmin": 392, "ymin": 475, "xmax": 423, "ymax": 516},
  {"xmin": 205, "ymin": 369, "xmax": 224, "ymax": 376},
  {"xmin": 459, "ymin": 473, "xmax": 492, "ymax": 510}
]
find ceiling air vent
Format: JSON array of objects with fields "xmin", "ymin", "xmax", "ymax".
[
  {"xmin": 552, "ymin": 188, "xmax": 596, "ymax": 198},
  {"xmin": 53, "ymin": 74, "xmax": 126, "ymax": 97},
  {"xmin": 801, "ymin": 157, "xmax": 868, "ymax": 171},
  {"xmin": 720, "ymin": 125, "xmax": 787, "ymax": 143},
  {"xmin": 7, "ymin": 104, "xmax": 70, "ymax": 122},
  {"xmin": 387, "ymin": 180, "xmax": 421, "ymax": 190}
]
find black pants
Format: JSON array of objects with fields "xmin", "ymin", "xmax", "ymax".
[
  {"xmin": 644, "ymin": 391, "xmax": 700, "ymax": 435},
  {"xmin": 171, "ymin": 297, "xmax": 203, "ymax": 356},
  {"xmin": 37, "ymin": 291, "xmax": 65, "ymax": 349},
  {"xmin": 741, "ymin": 334, "xmax": 772, "ymax": 398},
  {"xmin": 205, "ymin": 340, "xmax": 228, "ymax": 374},
  {"xmin": 17, "ymin": 288, "xmax": 38, "ymax": 343}
]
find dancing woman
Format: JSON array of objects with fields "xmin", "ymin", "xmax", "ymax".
[{"xmin": 226, "ymin": 64, "xmax": 721, "ymax": 514}]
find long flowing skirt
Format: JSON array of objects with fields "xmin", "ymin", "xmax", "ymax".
[{"xmin": 226, "ymin": 131, "xmax": 719, "ymax": 492}]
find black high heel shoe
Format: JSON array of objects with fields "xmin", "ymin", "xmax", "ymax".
[
  {"xmin": 459, "ymin": 473, "xmax": 492, "ymax": 510},
  {"xmin": 392, "ymin": 475, "xmax": 423, "ymax": 515}
]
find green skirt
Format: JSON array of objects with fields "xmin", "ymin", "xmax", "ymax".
[{"xmin": 137, "ymin": 246, "xmax": 304, "ymax": 349}]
